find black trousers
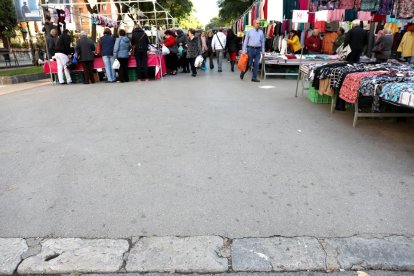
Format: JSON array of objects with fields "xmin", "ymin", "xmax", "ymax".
[
  {"xmin": 165, "ymin": 53, "xmax": 178, "ymax": 71},
  {"xmin": 135, "ymin": 51, "xmax": 148, "ymax": 79},
  {"xmin": 118, "ymin": 58, "xmax": 129, "ymax": 82},
  {"xmin": 82, "ymin": 61, "xmax": 95, "ymax": 84},
  {"xmin": 187, "ymin": 57, "xmax": 196, "ymax": 75},
  {"xmin": 179, "ymin": 52, "xmax": 189, "ymax": 71},
  {"xmin": 346, "ymin": 51, "xmax": 361, "ymax": 63}
]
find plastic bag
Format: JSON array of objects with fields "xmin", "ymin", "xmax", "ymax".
[
  {"xmin": 238, "ymin": 52, "xmax": 248, "ymax": 72},
  {"xmin": 336, "ymin": 43, "xmax": 351, "ymax": 61},
  {"xmin": 178, "ymin": 46, "xmax": 184, "ymax": 58},
  {"xmin": 162, "ymin": 45, "xmax": 170, "ymax": 55},
  {"xmin": 194, "ymin": 55, "xmax": 204, "ymax": 68},
  {"xmin": 112, "ymin": 58, "xmax": 120, "ymax": 69}
]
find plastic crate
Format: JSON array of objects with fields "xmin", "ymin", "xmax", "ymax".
[
  {"xmin": 128, "ymin": 69, "xmax": 137, "ymax": 81},
  {"xmin": 308, "ymin": 86, "xmax": 332, "ymax": 104}
]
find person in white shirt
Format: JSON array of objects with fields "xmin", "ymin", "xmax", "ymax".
[{"xmin": 211, "ymin": 29, "xmax": 227, "ymax": 72}]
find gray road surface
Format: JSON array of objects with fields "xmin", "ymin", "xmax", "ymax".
[{"xmin": 0, "ymin": 64, "xmax": 413, "ymax": 238}]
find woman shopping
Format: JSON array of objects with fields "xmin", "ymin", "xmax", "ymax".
[
  {"xmin": 164, "ymin": 30, "xmax": 178, "ymax": 75},
  {"xmin": 113, "ymin": 29, "xmax": 131, "ymax": 83},
  {"xmin": 287, "ymin": 30, "xmax": 302, "ymax": 54},
  {"xmin": 186, "ymin": 28, "xmax": 202, "ymax": 77},
  {"xmin": 225, "ymin": 29, "xmax": 238, "ymax": 72}
]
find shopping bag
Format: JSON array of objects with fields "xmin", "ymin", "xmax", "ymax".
[
  {"xmin": 112, "ymin": 58, "xmax": 120, "ymax": 69},
  {"xmin": 336, "ymin": 43, "xmax": 351, "ymax": 61},
  {"xmin": 237, "ymin": 52, "xmax": 248, "ymax": 72},
  {"xmin": 162, "ymin": 45, "xmax": 170, "ymax": 55},
  {"xmin": 72, "ymin": 51, "xmax": 79, "ymax": 65},
  {"xmin": 194, "ymin": 55, "xmax": 204, "ymax": 68},
  {"xmin": 178, "ymin": 46, "xmax": 184, "ymax": 58}
]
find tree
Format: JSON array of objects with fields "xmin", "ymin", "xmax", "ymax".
[
  {"xmin": 0, "ymin": 0, "xmax": 18, "ymax": 49},
  {"xmin": 179, "ymin": 13, "xmax": 203, "ymax": 29},
  {"xmin": 217, "ymin": 0, "xmax": 253, "ymax": 22},
  {"xmin": 205, "ymin": 17, "xmax": 229, "ymax": 31}
]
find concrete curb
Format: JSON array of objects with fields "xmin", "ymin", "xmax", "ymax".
[
  {"xmin": 0, "ymin": 235, "xmax": 413, "ymax": 274},
  {"xmin": 0, "ymin": 73, "xmax": 48, "ymax": 85}
]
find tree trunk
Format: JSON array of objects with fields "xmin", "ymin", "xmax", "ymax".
[{"xmin": 1, "ymin": 35, "xmax": 10, "ymax": 49}]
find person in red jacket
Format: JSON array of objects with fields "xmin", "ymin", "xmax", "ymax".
[
  {"xmin": 163, "ymin": 30, "xmax": 178, "ymax": 75},
  {"xmin": 305, "ymin": 29, "xmax": 322, "ymax": 54}
]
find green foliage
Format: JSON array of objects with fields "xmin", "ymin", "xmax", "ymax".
[
  {"xmin": 0, "ymin": 0, "xmax": 18, "ymax": 35},
  {"xmin": 217, "ymin": 0, "xmax": 253, "ymax": 21},
  {"xmin": 179, "ymin": 13, "xmax": 203, "ymax": 29},
  {"xmin": 205, "ymin": 17, "xmax": 229, "ymax": 31}
]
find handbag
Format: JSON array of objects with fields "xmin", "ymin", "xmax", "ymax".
[
  {"xmin": 336, "ymin": 43, "xmax": 351, "ymax": 61},
  {"xmin": 162, "ymin": 45, "xmax": 170, "ymax": 55},
  {"xmin": 237, "ymin": 52, "xmax": 249, "ymax": 72},
  {"xmin": 112, "ymin": 58, "xmax": 120, "ymax": 69}
]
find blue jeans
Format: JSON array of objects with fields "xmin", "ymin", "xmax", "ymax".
[
  {"xmin": 247, "ymin": 47, "xmax": 261, "ymax": 80},
  {"xmin": 102, "ymin": 56, "xmax": 115, "ymax": 81}
]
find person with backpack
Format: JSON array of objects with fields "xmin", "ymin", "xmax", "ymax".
[
  {"xmin": 186, "ymin": 28, "xmax": 202, "ymax": 77},
  {"xmin": 131, "ymin": 25, "xmax": 150, "ymax": 81},
  {"xmin": 100, "ymin": 28, "xmax": 116, "ymax": 82},
  {"xmin": 211, "ymin": 28, "xmax": 226, "ymax": 72}
]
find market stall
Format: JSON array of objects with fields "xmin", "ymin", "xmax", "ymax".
[{"xmin": 42, "ymin": 54, "xmax": 167, "ymax": 80}]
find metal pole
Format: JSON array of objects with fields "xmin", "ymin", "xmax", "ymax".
[
  {"xmin": 152, "ymin": 0, "xmax": 163, "ymax": 80},
  {"xmin": 39, "ymin": 1, "xmax": 54, "ymax": 85}
]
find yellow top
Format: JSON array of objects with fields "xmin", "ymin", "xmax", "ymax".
[{"xmin": 287, "ymin": 35, "xmax": 302, "ymax": 53}]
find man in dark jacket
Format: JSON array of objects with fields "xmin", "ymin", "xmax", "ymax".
[
  {"xmin": 344, "ymin": 20, "xmax": 367, "ymax": 63},
  {"xmin": 46, "ymin": 29, "xmax": 58, "ymax": 60},
  {"xmin": 100, "ymin": 28, "xmax": 116, "ymax": 82},
  {"xmin": 131, "ymin": 25, "xmax": 150, "ymax": 81},
  {"xmin": 76, "ymin": 31, "xmax": 96, "ymax": 84},
  {"xmin": 55, "ymin": 29, "xmax": 72, "ymax": 84}
]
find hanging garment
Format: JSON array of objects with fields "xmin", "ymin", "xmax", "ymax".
[
  {"xmin": 315, "ymin": 10, "xmax": 329, "ymax": 22},
  {"xmin": 358, "ymin": 11, "xmax": 372, "ymax": 21},
  {"xmin": 360, "ymin": 0, "xmax": 381, "ymax": 11},
  {"xmin": 314, "ymin": 21, "xmax": 326, "ymax": 32},
  {"xmin": 328, "ymin": 9, "xmax": 345, "ymax": 22},
  {"xmin": 372, "ymin": 15, "xmax": 386, "ymax": 22},
  {"xmin": 326, "ymin": 22, "xmax": 339, "ymax": 32},
  {"xmin": 321, "ymin": 32, "xmax": 338, "ymax": 54},
  {"xmin": 395, "ymin": 0, "xmax": 414, "ymax": 19},
  {"xmin": 251, "ymin": 6, "xmax": 256, "ymax": 25},
  {"xmin": 283, "ymin": 0, "xmax": 299, "ymax": 20},
  {"xmin": 378, "ymin": 0, "xmax": 393, "ymax": 15},
  {"xmin": 340, "ymin": 0, "xmax": 361, "ymax": 9},
  {"xmin": 344, "ymin": 9, "xmax": 358, "ymax": 21},
  {"xmin": 397, "ymin": 31, "xmax": 414, "ymax": 57}
]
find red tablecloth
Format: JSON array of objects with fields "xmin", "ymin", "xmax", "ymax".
[{"xmin": 43, "ymin": 54, "xmax": 166, "ymax": 79}]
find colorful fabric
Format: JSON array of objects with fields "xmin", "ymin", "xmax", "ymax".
[
  {"xmin": 328, "ymin": 9, "xmax": 345, "ymax": 22},
  {"xmin": 344, "ymin": 9, "xmax": 358, "ymax": 21},
  {"xmin": 395, "ymin": 0, "xmax": 414, "ymax": 19},
  {"xmin": 358, "ymin": 11, "xmax": 372, "ymax": 21},
  {"xmin": 380, "ymin": 82, "xmax": 414, "ymax": 103},
  {"xmin": 339, "ymin": 71, "xmax": 388, "ymax": 103},
  {"xmin": 378, "ymin": 0, "xmax": 393, "ymax": 15},
  {"xmin": 360, "ymin": 0, "xmax": 381, "ymax": 11},
  {"xmin": 340, "ymin": 0, "xmax": 361, "ymax": 9}
]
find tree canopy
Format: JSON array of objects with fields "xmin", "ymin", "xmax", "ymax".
[
  {"xmin": 0, "ymin": 0, "xmax": 18, "ymax": 48},
  {"xmin": 217, "ymin": 0, "xmax": 253, "ymax": 22},
  {"xmin": 205, "ymin": 17, "xmax": 229, "ymax": 31},
  {"xmin": 179, "ymin": 13, "xmax": 203, "ymax": 30}
]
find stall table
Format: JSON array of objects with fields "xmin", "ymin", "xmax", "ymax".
[{"xmin": 43, "ymin": 54, "xmax": 166, "ymax": 80}]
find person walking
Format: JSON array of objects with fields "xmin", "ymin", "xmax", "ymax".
[
  {"xmin": 164, "ymin": 30, "xmax": 178, "ymax": 75},
  {"xmin": 176, "ymin": 30, "xmax": 189, "ymax": 73},
  {"xmin": 226, "ymin": 29, "xmax": 238, "ymax": 72},
  {"xmin": 207, "ymin": 31, "xmax": 215, "ymax": 69},
  {"xmin": 131, "ymin": 25, "xmax": 150, "ymax": 81},
  {"xmin": 286, "ymin": 30, "xmax": 302, "ymax": 54},
  {"xmin": 333, "ymin": 27, "xmax": 345, "ymax": 53},
  {"xmin": 240, "ymin": 19, "xmax": 265, "ymax": 82},
  {"xmin": 76, "ymin": 31, "xmax": 96, "ymax": 84},
  {"xmin": 100, "ymin": 28, "xmax": 116, "ymax": 82},
  {"xmin": 113, "ymin": 29, "xmax": 131, "ymax": 83},
  {"xmin": 186, "ymin": 28, "xmax": 202, "ymax": 77},
  {"xmin": 211, "ymin": 29, "xmax": 226, "ymax": 72},
  {"xmin": 373, "ymin": 28, "xmax": 393, "ymax": 63},
  {"xmin": 200, "ymin": 31, "xmax": 209, "ymax": 70},
  {"xmin": 54, "ymin": 29, "xmax": 72, "ymax": 84},
  {"xmin": 344, "ymin": 20, "xmax": 367, "ymax": 63}
]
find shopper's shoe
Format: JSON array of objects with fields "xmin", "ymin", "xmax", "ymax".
[
  {"xmin": 192, "ymin": 74, "xmax": 197, "ymax": 77},
  {"xmin": 240, "ymin": 71, "xmax": 245, "ymax": 80},
  {"xmin": 210, "ymin": 65, "xmax": 214, "ymax": 69},
  {"xmin": 218, "ymin": 69, "xmax": 222, "ymax": 72},
  {"xmin": 251, "ymin": 79, "xmax": 260, "ymax": 82}
]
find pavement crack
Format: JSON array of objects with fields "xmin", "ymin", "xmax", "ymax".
[
  {"xmin": 119, "ymin": 238, "xmax": 133, "ymax": 272},
  {"xmin": 44, "ymin": 252, "xmax": 60, "ymax": 261}
]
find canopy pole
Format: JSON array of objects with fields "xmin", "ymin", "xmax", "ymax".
[{"xmin": 39, "ymin": 0, "xmax": 54, "ymax": 85}]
